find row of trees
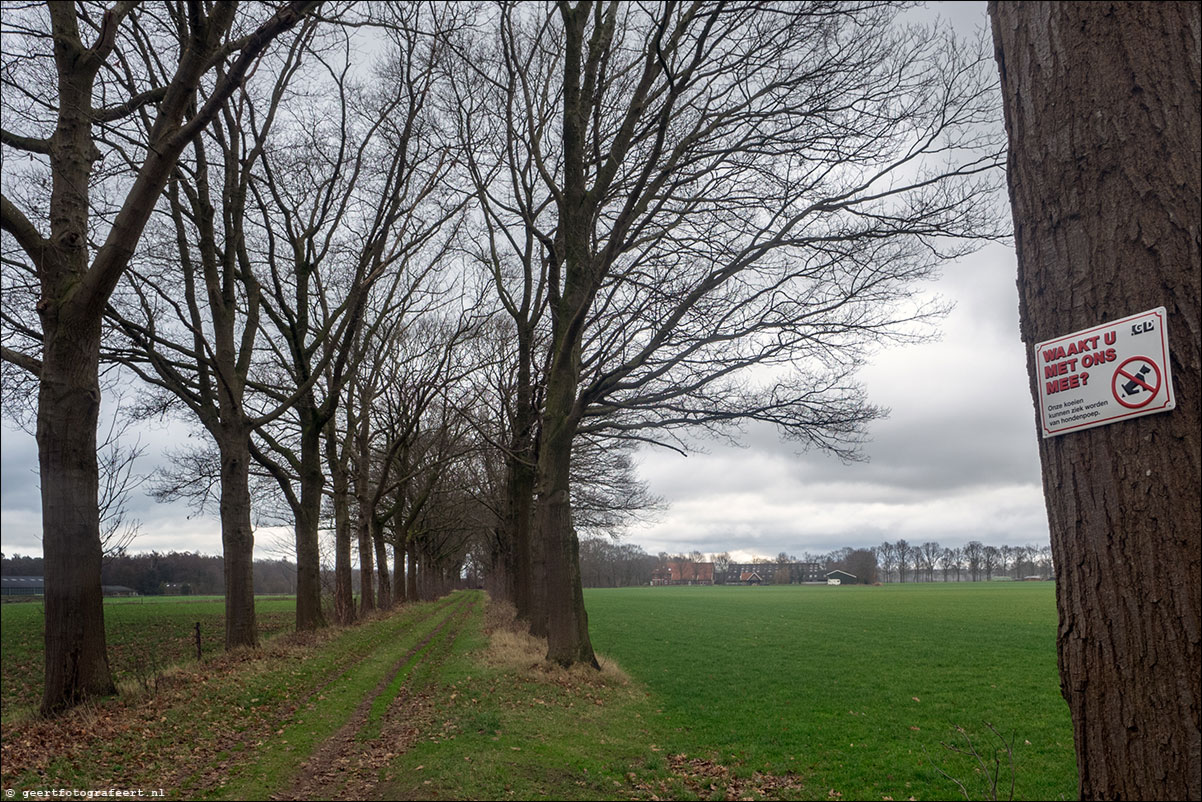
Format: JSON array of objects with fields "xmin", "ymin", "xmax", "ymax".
[
  {"xmin": 1, "ymin": 1, "xmax": 1005, "ymax": 713},
  {"xmin": 1, "ymin": 552, "xmax": 301, "ymax": 596},
  {"xmin": 873, "ymin": 539, "xmax": 1053, "ymax": 583}
]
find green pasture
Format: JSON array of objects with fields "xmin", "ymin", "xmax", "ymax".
[
  {"xmin": 0, "ymin": 595, "xmax": 295, "ymax": 720},
  {"xmin": 586, "ymin": 582, "xmax": 1076, "ymax": 801},
  {"xmin": 1, "ymin": 584, "xmax": 1078, "ymax": 800}
]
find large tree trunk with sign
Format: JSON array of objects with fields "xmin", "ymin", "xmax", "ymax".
[{"xmin": 990, "ymin": 2, "xmax": 1201, "ymax": 799}]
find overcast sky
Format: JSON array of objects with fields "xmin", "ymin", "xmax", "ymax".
[
  {"xmin": 1, "ymin": 2, "xmax": 1049, "ymax": 564},
  {"xmin": 625, "ymin": 238, "xmax": 1049, "ymax": 561}
]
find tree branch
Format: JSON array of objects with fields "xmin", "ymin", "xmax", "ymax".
[
  {"xmin": 1, "ymin": 345, "xmax": 43, "ymax": 378},
  {"xmin": 91, "ymin": 86, "xmax": 169, "ymax": 123},
  {"xmin": 0, "ymin": 193, "xmax": 48, "ymax": 271},
  {"xmin": 0, "ymin": 128, "xmax": 51, "ymax": 154}
]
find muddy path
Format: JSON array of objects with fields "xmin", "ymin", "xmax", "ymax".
[
  {"xmin": 275, "ymin": 593, "xmax": 478, "ymax": 801},
  {"xmin": 0, "ymin": 593, "xmax": 486, "ymax": 802}
]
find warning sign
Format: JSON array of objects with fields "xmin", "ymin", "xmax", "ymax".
[
  {"xmin": 1112, "ymin": 356, "xmax": 1162, "ymax": 409},
  {"xmin": 1034, "ymin": 307, "xmax": 1175, "ymax": 438}
]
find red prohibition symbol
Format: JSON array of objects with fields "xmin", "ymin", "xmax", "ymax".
[{"xmin": 1112, "ymin": 356, "xmax": 1162, "ymax": 409}]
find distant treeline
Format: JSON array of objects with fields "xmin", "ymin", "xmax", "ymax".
[
  {"xmin": 1, "ymin": 551, "xmax": 301, "ymax": 596},
  {"xmin": 576, "ymin": 537, "xmax": 1056, "ymax": 587},
  {"xmin": 5, "ymin": 535, "xmax": 1053, "ymax": 596}
]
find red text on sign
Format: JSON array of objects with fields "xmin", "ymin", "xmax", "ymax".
[{"xmin": 1041, "ymin": 332, "xmax": 1118, "ymax": 365}]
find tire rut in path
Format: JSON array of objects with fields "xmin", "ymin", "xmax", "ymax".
[
  {"xmin": 168, "ymin": 598, "xmax": 457, "ymax": 799},
  {"xmin": 274, "ymin": 594, "xmax": 479, "ymax": 801}
]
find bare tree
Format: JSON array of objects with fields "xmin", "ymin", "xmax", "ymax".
[
  {"xmin": 895, "ymin": 539, "xmax": 912, "ymax": 583},
  {"xmin": 441, "ymin": 4, "xmax": 559, "ymax": 631},
  {"xmin": 242, "ymin": 8, "xmax": 461, "ymax": 630},
  {"xmin": 981, "ymin": 545, "xmax": 999, "ymax": 581},
  {"xmin": 0, "ymin": 0, "xmax": 320, "ymax": 714},
  {"xmin": 939, "ymin": 546, "xmax": 961, "ymax": 583},
  {"xmin": 990, "ymin": 3, "xmax": 1200, "ymax": 796},
  {"xmin": 843, "ymin": 548, "xmax": 879, "ymax": 585},
  {"xmin": 877, "ymin": 541, "xmax": 899, "ymax": 583},
  {"xmin": 919, "ymin": 541, "xmax": 941, "ymax": 583},
  {"xmin": 461, "ymin": 1, "xmax": 1002, "ymax": 667},
  {"xmin": 963, "ymin": 540, "xmax": 984, "ymax": 582},
  {"xmin": 997, "ymin": 544, "xmax": 1014, "ymax": 580},
  {"xmin": 107, "ymin": 16, "xmax": 327, "ymax": 648}
]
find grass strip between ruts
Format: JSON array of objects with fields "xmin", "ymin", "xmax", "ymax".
[{"xmin": 204, "ymin": 593, "xmax": 472, "ymax": 801}]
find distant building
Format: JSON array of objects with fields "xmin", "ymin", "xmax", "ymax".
[
  {"xmin": 0, "ymin": 576, "xmax": 43, "ymax": 597},
  {"xmin": 0, "ymin": 577, "xmax": 138, "ymax": 597},
  {"xmin": 723, "ymin": 562, "xmax": 824, "ymax": 585},
  {"xmin": 738, "ymin": 570, "xmax": 765, "ymax": 585},
  {"xmin": 825, "ymin": 569, "xmax": 857, "ymax": 585},
  {"xmin": 650, "ymin": 560, "xmax": 715, "ymax": 585}
]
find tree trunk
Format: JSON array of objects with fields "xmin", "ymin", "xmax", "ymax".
[
  {"xmin": 504, "ymin": 424, "xmax": 537, "ymax": 617},
  {"xmin": 407, "ymin": 544, "xmax": 418, "ymax": 603},
  {"xmin": 530, "ymin": 2, "xmax": 600, "ymax": 668},
  {"xmin": 990, "ymin": 3, "xmax": 1201, "ymax": 798},
  {"xmin": 354, "ymin": 413, "xmax": 376, "ymax": 613},
  {"xmin": 33, "ymin": 22, "xmax": 117, "ymax": 715},
  {"xmin": 421, "ymin": 553, "xmax": 439, "ymax": 601},
  {"xmin": 537, "ymin": 365, "xmax": 599, "ymax": 669},
  {"xmin": 294, "ymin": 404, "xmax": 327, "ymax": 630},
  {"xmin": 505, "ymin": 323, "xmax": 540, "ymax": 626},
  {"xmin": 392, "ymin": 540, "xmax": 404, "ymax": 603},
  {"xmin": 326, "ymin": 421, "xmax": 354, "ymax": 625},
  {"xmin": 356, "ymin": 509, "xmax": 375, "ymax": 614},
  {"xmin": 38, "ymin": 321, "xmax": 115, "ymax": 713},
  {"xmin": 216, "ymin": 421, "xmax": 258, "ymax": 648},
  {"xmin": 373, "ymin": 519, "xmax": 392, "ymax": 609},
  {"xmin": 488, "ymin": 529, "xmax": 513, "ymax": 604},
  {"xmin": 330, "ymin": 473, "xmax": 354, "ymax": 625}
]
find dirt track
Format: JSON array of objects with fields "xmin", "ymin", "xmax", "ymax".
[{"xmin": 277, "ymin": 595, "xmax": 477, "ymax": 800}]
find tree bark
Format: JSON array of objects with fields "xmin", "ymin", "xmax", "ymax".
[
  {"xmin": 354, "ymin": 403, "xmax": 376, "ymax": 614},
  {"xmin": 294, "ymin": 399, "xmax": 327, "ymax": 630},
  {"xmin": 38, "ymin": 320, "xmax": 115, "ymax": 712},
  {"xmin": 373, "ymin": 519, "xmax": 392, "ymax": 609},
  {"xmin": 990, "ymin": 3, "xmax": 1201, "ymax": 798},
  {"xmin": 407, "ymin": 544, "xmax": 418, "ymax": 604},
  {"xmin": 326, "ymin": 420, "xmax": 354, "ymax": 625},
  {"xmin": 217, "ymin": 421, "xmax": 258, "ymax": 648},
  {"xmin": 392, "ymin": 540, "xmax": 404, "ymax": 603},
  {"xmin": 505, "ymin": 324, "xmax": 540, "ymax": 627},
  {"xmin": 536, "ymin": 397, "xmax": 599, "ymax": 668}
]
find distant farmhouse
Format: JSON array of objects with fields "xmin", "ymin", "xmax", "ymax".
[{"xmin": 651, "ymin": 560, "xmax": 715, "ymax": 585}]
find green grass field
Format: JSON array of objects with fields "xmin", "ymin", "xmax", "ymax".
[
  {"xmin": 585, "ymin": 582, "xmax": 1076, "ymax": 801},
  {"xmin": 1, "ymin": 584, "xmax": 1077, "ymax": 800},
  {"xmin": 0, "ymin": 595, "xmax": 296, "ymax": 720}
]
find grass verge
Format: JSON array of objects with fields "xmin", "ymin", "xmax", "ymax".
[
  {"xmin": 376, "ymin": 599, "xmax": 664, "ymax": 801},
  {"xmin": 1, "ymin": 596, "xmax": 296, "ymax": 721},
  {"xmin": 0, "ymin": 595, "xmax": 467, "ymax": 799}
]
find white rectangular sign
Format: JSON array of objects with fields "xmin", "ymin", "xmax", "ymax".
[{"xmin": 1034, "ymin": 307, "xmax": 1175, "ymax": 438}]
